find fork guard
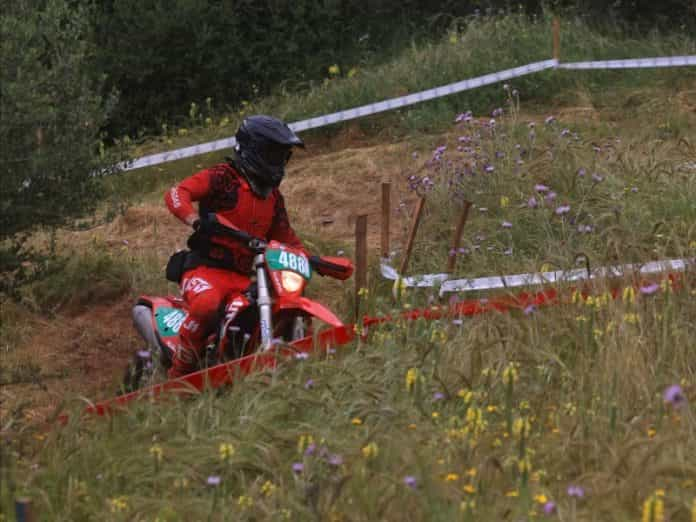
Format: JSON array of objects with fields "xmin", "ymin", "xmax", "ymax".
[{"xmin": 277, "ymin": 296, "xmax": 344, "ymax": 328}]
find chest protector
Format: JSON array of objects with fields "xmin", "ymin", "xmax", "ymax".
[{"xmin": 189, "ymin": 164, "xmax": 278, "ymax": 272}]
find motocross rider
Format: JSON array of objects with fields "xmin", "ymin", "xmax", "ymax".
[{"xmin": 164, "ymin": 115, "xmax": 307, "ymax": 379}]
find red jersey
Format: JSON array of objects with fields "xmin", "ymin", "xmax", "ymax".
[{"xmin": 165, "ymin": 163, "xmax": 305, "ymax": 272}]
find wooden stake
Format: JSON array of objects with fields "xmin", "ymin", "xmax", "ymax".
[
  {"xmin": 399, "ymin": 196, "xmax": 426, "ymax": 276},
  {"xmin": 15, "ymin": 498, "xmax": 35, "ymax": 522},
  {"xmin": 354, "ymin": 214, "xmax": 368, "ymax": 321},
  {"xmin": 446, "ymin": 200, "xmax": 472, "ymax": 272},
  {"xmin": 381, "ymin": 182, "xmax": 391, "ymax": 258},
  {"xmin": 552, "ymin": 16, "xmax": 561, "ymax": 61}
]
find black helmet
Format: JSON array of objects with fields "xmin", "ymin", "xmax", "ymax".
[{"xmin": 233, "ymin": 115, "xmax": 304, "ymax": 198}]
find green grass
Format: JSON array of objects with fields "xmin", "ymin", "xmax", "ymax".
[
  {"xmin": 2, "ymin": 277, "xmax": 694, "ymax": 521},
  {"xmin": 2, "ymin": 11, "xmax": 696, "ymax": 522}
]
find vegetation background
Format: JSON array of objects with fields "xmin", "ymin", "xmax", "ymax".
[{"xmin": 1, "ymin": 2, "xmax": 695, "ymax": 520}]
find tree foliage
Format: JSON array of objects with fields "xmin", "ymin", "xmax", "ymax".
[{"xmin": 0, "ymin": 0, "xmax": 116, "ymax": 243}]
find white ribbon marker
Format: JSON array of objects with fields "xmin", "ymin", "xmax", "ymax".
[{"xmin": 379, "ymin": 258, "xmax": 694, "ymax": 297}]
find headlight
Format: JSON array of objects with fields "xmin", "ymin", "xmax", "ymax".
[{"xmin": 281, "ymin": 271, "xmax": 305, "ymax": 293}]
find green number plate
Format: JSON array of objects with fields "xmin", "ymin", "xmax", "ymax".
[
  {"xmin": 266, "ymin": 249, "xmax": 312, "ymax": 279},
  {"xmin": 155, "ymin": 307, "xmax": 187, "ymax": 336}
]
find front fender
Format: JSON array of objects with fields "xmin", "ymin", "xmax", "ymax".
[{"xmin": 277, "ymin": 296, "xmax": 344, "ymax": 328}]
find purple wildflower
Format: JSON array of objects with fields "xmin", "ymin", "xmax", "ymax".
[
  {"xmin": 535, "ymin": 184, "xmax": 550, "ymax": 193},
  {"xmin": 504, "ymin": 248, "xmax": 513, "ymax": 256},
  {"xmin": 403, "ymin": 475, "xmax": 418, "ymax": 489},
  {"xmin": 484, "ymin": 164, "xmax": 495, "ymax": 173},
  {"xmin": 639, "ymin": 283, "xmax": 660, "ymax": 295},
  {"xmin": 577, "ymin": 167, "xmax": 586, "ymax": 177},
  {"xmin": 577, "ymin": 224, "xmax": 594, "ymax": 234},
  {"xmin": 591, "ymin": 173, "xmax": 604, "ymax": 183},
  {"xmin": 555, "ymin": 205, "xmax": 571, "ymax": 215},
  {"xmin": 457, "ymin": 247, "xmax": 470, "ymax": 255},
  {"xmin": 544, "ymin": 191, "xmax": 557, "ymax": 203},
  {"xmin": 501, "ymin": 221, "xmax": 513, "ymax": 229},
  {"xmin": 492, "ymin": 108, "xmax": 503, "ymax": 118},
  {"xmin": 527, "ymin": 196, "xmax": 538, "ymax": 208},
  {"xmin": 434, "ymin": 146, "xmax": 447, "ymax": 155},
  {"xmin": 327, "ymin": 454, "xmax": 343, "ymax": 466},
  {"xmin": 631, "ymin": 187, "xmax": 638, "ymax": 193},
  {"xmin": 294, "ymin": 352, "xmax": 309, "ymax": 360},
  {"xmin": 292, "ymin": 462, "xmax": 304, "ymax": 474},
  {"xmin": 561, "ymin": 129, "xmax": 571, "ymax": 137},
  {"xmin": 455, "ymin": 111, "xmax": 473, "ymax": 123},
  {"xmin": 304, "ymin": 443, "xmax": 317, "ymax": 456},
  {"xmin": 137, "ymin": 350, "xmax": 151, "ymax": 359},
  {"xmin": 304, "ymin": 379, "xmax": 315, "ymax": 390},
  {"xmin": 452, "ymin": 319, "xmax": 463, "ymax": 326},
  {"xmin": 207, "ymin": 475, "xmax": 221, "ymax": 486},
  {"xmin": 663, "ymin": 384, "xmax": 686, "ymax": 407},
  {"xmin": 544, "ymin": 115, "xmax": 556, "ymax": 124},
  {"xmin": 524, "ymin": 304, "xmax": 537, "ymax": 315},
  {"xmin": 567, "ymin": 485, "xmax": 585, "ymax": 498},
  {"xmin": 433, "ymin": 392, "xmax": 445, "ymax": 401},
  {"xmin": 543, "ymin": 501, "xmax": 557, "ymax": 515}
]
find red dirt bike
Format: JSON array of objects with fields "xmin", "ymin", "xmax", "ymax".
[{"xmin": 123, "ymin": 213, "xmax": 353, "ymax": 391}]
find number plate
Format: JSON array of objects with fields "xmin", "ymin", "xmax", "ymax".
[{"xmin": 266, "ymin": 249, "xmax": 312, "ymax": 279}]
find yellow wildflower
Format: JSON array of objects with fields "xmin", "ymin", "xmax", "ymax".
[
  {"xmin": 466, "ymin": 468, "xmax": 477, "ymax": 477},
  {"xmin": 351, "ymin": 418, "xmax": 363, "ymax": 426},
  {"xmin": 534, "ymin": 493, "xmax": 548, "ymax": 504},
  {"xmin": 328, "ymin": 64, "xmax": 340, "ymax": 76},
  {"xmin": 518, "ymin": 456, "xmax": 532, "ymax": 474},
  {"xmin": 361, "ymin": 442, "xmax": 379, "ymax": 459},
  {"xmin": 261, "ymin": 480, "xmax": 276, "ymax": 497},
  {"xmin": 406, "ymin": 368, "xmax": 418, "ymax": 392},
  {"xmin": 576, "ymin": 315, "xmax": 588, "ymax": 322},
  {"xmin": 219, "ymin": 442, "xmax": 235, "ymax": 461},
  {"xmin": 571, "ymin": 289, "xmax": 582, "ymax": 304},
  {"xmin": 460, "ymin": 499, "xmax": 476, "ymax": 512},
  {"xmin": 149, "ymin": 444, "xmax": 163, "ymax": 463},
  {"xmin": 512, "ymin": 417, "xmax": 531, "ymax": 438},
  {"xmin": 641, "ymin": 491, "xmax": 665, "ymax": 522},
  {"xmin": 347, "ymin": 67, "xmax": 358, "ymax": 78},
  {"xmin": 540, "ymin": 263, "xmax": 551, "ymax": 272},
  {"xmin": 458, "ymin": 389, "xmax": 473, "ymax": 403},
  {"xmin": 623, "ymin": 286, "xmax": 636, "ymax": 303},
  {"xmin": 500, "ymin": 196, "xmax": 510, "ymax": 208},
  {"xmin": 647, "ymin": 427, "xmax": 657, "ymax": 438},
  {"xmin": 297, "ymin": 434, "xmax": 314, "ymax": 453},
  {"xmin": 449, "ymin": 34, "xmax": 458, "ymax": 44},
  {"xmin": 487, "ymin": 405, "xmax": 498, "ymax": 413},
  {"xmin": 463, "ymin": 483, "xmax": 476, "ymax": 494},
  {"xmin": 357, "ymin": 287, "xmax": 369, "ymax": 297},
  {"xmin": 432, "ymin": 412, "xmax": 440, "ymax": 419},
  {"xmin": 108, "ymin": 496, "xmax": 128, "ymax": 513},
  {"xmin": 506, "ymin": 489, "xmax": 520, "ymax": 497},
  {"xmin": 444, "ymin": 473, "xmax": 459, "ymax": 482},
  {"xmin": 174, "ymin": 478, "xmax": 189, "ymax": 489},
  {"xmin": 502, "ymin": 363, "xmax": 519, "ymax": 386},
  {"xmin": 408, "ymin": 423, "xmax": 417, "ymax": 430},
  {"xmin": 624, "ymin": 313, "xmax": 639, "ymax": 324},
  {"xmin": 237, "ymin": 495, "xmax": 254, "ymax": 509}
]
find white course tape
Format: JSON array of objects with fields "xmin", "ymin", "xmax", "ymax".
[
  {"xmin": 120, "ymin": 54, "xmax": 695, "ymax": 172},
  {"xmin": 379, "ymin": 258, "xmax": 694, "ymax": 297},
  {"xmin": 559, "ymin": 55, "xmax": 696, "ymax": 70},
  {"xmin": 120, "ymin": 59, "xmax": 557, "ymax": 172}
]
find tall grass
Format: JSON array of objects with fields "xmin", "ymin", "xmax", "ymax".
[{"xmin": 2, "ymin": 274, "xmax": 694, "ymax": 521}]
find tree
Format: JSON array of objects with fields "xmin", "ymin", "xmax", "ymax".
[{"xmin": 0, "ymin": 0, "xmax": 117, "ymax": 245}]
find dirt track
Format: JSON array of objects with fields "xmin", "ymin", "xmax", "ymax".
[{"xmin": 0, "ymin": 125, "xmax": 429, "ymax": 422}]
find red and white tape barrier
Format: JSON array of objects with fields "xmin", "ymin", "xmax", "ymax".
[{"xmin": 380, "ymin": 258, "xmax": 694, "ymax": 296}]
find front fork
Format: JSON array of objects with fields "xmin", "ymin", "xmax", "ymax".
[{"xmin": 255, "ymin": 253, "xmax": 274, "ymax": 351}]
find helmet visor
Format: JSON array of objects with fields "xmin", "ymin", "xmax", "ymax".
[{"xmin": 259, "ymin": 142, "xmax": 293, "ymax": 167}]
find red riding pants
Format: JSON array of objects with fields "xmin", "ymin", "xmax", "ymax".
[{"xmin": 170, "ymin": 266, "xmax": 250, "ymax": 377}]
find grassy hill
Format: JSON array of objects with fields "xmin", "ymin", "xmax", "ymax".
[{"xmin": 1, "ymin": 12, "xmax": 695, "ymax": 522}]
